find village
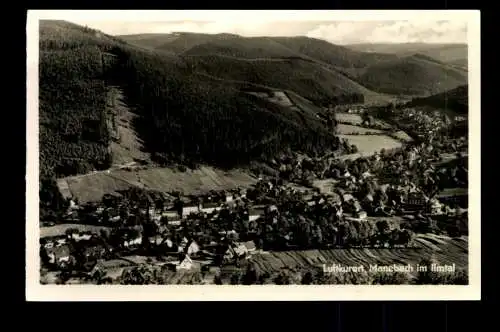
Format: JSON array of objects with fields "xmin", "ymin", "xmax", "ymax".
[{"xmin": 40, "ymin": 105, "xmax": 468, "ymax": 285}]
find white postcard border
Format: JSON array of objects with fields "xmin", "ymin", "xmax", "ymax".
[{"xmin": 26, "ymin": 10, "xmax": 481, "ymax": 301}]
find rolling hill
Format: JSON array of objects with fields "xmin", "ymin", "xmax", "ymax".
[
  {"xmin": 38, "ymin": 20, "xmax": 345, "ymax": 210},
  {"xmin": 39, "ymin": 21, "xmax": 469, "ymax": 211},
  {"xmin": 346, "ymin": 42, "xmax": 468, "ymax": 68},
  {"xmin": 356, "ymin": 54, "xmax": 468, "ymax": 96},
  {"xmin": 407, "ymin": 84, "xmax": 468, "ymax": 114},
  {"xmin": 119, "ymin": 33, "xmax": 468, "ymax": 97}
]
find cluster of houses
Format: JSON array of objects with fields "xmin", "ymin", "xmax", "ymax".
[{"xmin": 41, "ymin": 102, "xmax": 468, "ymax": 283}]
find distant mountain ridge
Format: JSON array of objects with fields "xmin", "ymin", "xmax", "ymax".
[
  {"xmin": 345, "ymin": 42, "xmax": 468, "ymax": 70},
  {"xmin": 119, "ymin": 32, "xmax": 468, "ymax": 97}
]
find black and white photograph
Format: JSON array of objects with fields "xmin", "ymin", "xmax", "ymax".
[{"xmin": 26, "ymin": 10, "xmax": 480, "ymax": 300}]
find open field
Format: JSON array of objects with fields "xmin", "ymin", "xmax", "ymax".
[
  {"xmin": 312, "ymin": 179, "xmax": 340, "ymax": 195},
  {"xmin": 40, "ymin": 224, "xmax": 113, "ymax": 238},
  {"xmin": 251, "ymin": 234, "xmax": 468, "ymax": 274},
  {"xmin": 391, "ymin": 130, "xmax": 414, "ymax": 143},
  {"xmin": 59, "ymin": 166, "xmax": 258, "ymax": 203},
  {"xmin": 336, "ymin": 124, "xmax": 385, "ymax": 135},
  {"xmin": 338, "ymin": 134, "xmax": 403, "ymax": 156},
  {"xmin": 335, "ymin": 113, "xmax": 363, "ymax": 124}
]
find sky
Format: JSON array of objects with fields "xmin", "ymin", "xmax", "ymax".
[
  {"xmin": 67, "ymin": 20, "xmax": 468, "ymax": 45},
  {"xmin": 37, "ymin": 10, "xmax": 471, "ymax": 45}
]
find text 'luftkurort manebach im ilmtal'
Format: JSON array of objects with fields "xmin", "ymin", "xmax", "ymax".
[{"xmin": 322, "ymin": 263, "xmax": 457, "ymax": 273}]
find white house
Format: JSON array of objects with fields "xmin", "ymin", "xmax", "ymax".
[
  {"xmin": 248, "ymin": 208, "xmax": 264, "ymax": 222},
  {"xmin": 110, "ymin": 215, "xmax": 121, "ymax": 223},
  {"xmin": 124, "ymin": 235, "xmax": 142, "ymax": 248},
  {"xmin": 355, "ymin": 210, "xmax": 368, "ymax": 220},
  {"xmin": 72, "ymin": 232, "xmax": 93, "ymax": 242},
  {"xmin": 172, "ymin": 255, "xmax": 199, "ymax": 271},
  {"xmin": 163, "ymin": 211, "xmax": 180, "ymax": 219},
  {"xmin": 182, "ymin": 205, "xmax": 200, "ymax": 218},
  {"xmin": 47, "ymin": 245, "xmax": 70, "ymax": 265},
  {"xmin": 201, "ymin": 202, "xmax": 220, "ymax": 215},
  {"xmin": 148, "ymin": 235, "xmax": 165, "ymax": 246},
  {"xmin": 178, "ymin": 255, "xmax": 194, "ymax": 270},
  {"xmin": 186, "ymin": 240, "xmax": 200, "ymax": 256}
]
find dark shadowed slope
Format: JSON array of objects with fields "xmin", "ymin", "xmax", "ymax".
[
  {"xmin": 120, "ymin": 33, "xmax": 398, "ymax": 68},
  {"xmin": 407, "ymin": 84, "xmax": 468, "ymax": 114},
  {"xmin": 357, "ymin": 54, "xmax": 468, "ymax": 96},
  {"xmin": 270, "ymin": 36, "xmax": 398, "ymax": 68},
  {"xmin": 40, "ymin": 20, "xmax": 346, "ymax": 214},
  {"xmin": 182, "ymin": 54, "xmax": 366, "ymax": 105},
  {"xmin": 346, "ymin": 43, "xmax": 467, "ymax": 66},
  {"xmin": 120, "ymin": 32, "xmax": 467, "ymax": 97}
]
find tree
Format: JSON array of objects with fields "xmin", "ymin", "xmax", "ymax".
[
  {"xmin": 230, "ymin": 272, "xmax": 241, "ymax": 285},
  {"xmin": 274, "ymin": 270, "xmax": 291, "ymax": 285},
  {"xmin": 242, "ymin": 264, "xmax": 259, "ymax": 285},
  {"xmin": 301, "ymin": 271, "xmax": 313, "ymax": 284},
  {"xmin": 214, "ymin": 274, "xmax": 223, "ymax": 285}
]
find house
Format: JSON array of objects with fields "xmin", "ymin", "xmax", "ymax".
[
  {"xmin": 178, "ymin": 255, "xmax": 195, "ymax": 270},
  {"xmin": 46, "ymin": 245, "xmax": 71, "ymax": 266},
  {"xmin": 186, "ymin": 240, "xmax": 200, "ymax": 256},
  {"xmin": 242, "ymin": 241, "xmax": 256, "ymax": 252},
  {"xmin": 83, "ymin": 243, "xmax": 108, "ymax": 260},
  {"xmin": 163, "ymin": 210, "xmax": 181, "ymax": 225},
  {"xmin": 177, "ymin": 237, "xmax": 189, "ymax": 252},
  {"xmin": 163, "ymin": 210, "xmax": 180, "ymax": 219},
  {"xmin": 148, "ymin": 235, "xmax": 165, "ymax": 246},
  {"xmin": 342, "ymin": 193, "xmax": 354, "ymax": 203},
  {"xmin": 123, "ymin": 234, "xmax": 142, "ymax": 248},
  {"xmin": 222, "ymin": 246, "xmax": 236, "ymax": 263},
  {"xmin": 91, "ymin": 259, "xmax": 134, "ymax": 280},
  {"xmin": 225, "ymin": 192, "xmax": 234, "ymax": 203},
  {"xmin": 307, "ymin": 200, "xmax": 316, "ymax": 207},
  {"xmin": 201, "ymin": 202, "xmax": 221, "ymax": 214},
  {"xmin": 69, "ymin": 199, "xmax": 78, "ymax": 210},
  {"xmin": 248, "ymin": 208, "xmax": 264, "ymax": 222},
  {"xmin": 164, "ymin": 238, "xmax": 174, "ymax": 249},
  {"xmin": 72, "ymin": 232, "xmax": 93, "ymax": 242},
  {"xmin": 109, "ymin": 215, "xmax": 121, "ymax": 223},
  {"xmin": 407, "ymin": 192, "xmax": 427, "ymax": 206},
  {"xmin": 355, "ymin": 210, "xmax": 368, "ymax": 220},
  {"xmin": 232, "ymin": 241, "xmax": 255, "ymax": 257},
  {"xmin": 429, "ymin": 199, "xmax": 444, "ymax": 215},
  {"xmin": 166, "ymin": 254, "xmax": 201, "ymax": 271},
  {"xmin": 353, "ymin": 201, "xmax": 363, "ymax": 213},
  {"xmin": 182, "ymin": 204, "xmax": 200, "ymax": 218},
  {"xmin": 269, "ymin": 205, "xmax": 278, "ymax": 213}
]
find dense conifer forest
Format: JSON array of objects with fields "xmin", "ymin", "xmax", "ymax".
[{"xmin": 38, "ymin": 21, "xmax": 344, "ymax": 215}]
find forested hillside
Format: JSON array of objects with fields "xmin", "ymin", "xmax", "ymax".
[
  {"xmin": 357, "ymin": 54, "xmax": 467, "ymax": 96},
  {"xmin": 182, "ymin": 54, "xmax": 365, "ymax": 105},
  {"xmin": 407, "ymin": 85, "xmax": 468, "ymax": 114},
  {"xmin": 39, "ymin": 21, "xmax": 123, "ymax": 216},
  {"xmin": 346, "ymin": 43, "xmax": 467, "ymax": 67},
  {"xmin": 39, "ymin": 21, "xmax": 342, "ymax": 215},
  {"xmin": 120, "ymin": 33, "xmax": 468, "ymax": 97}
]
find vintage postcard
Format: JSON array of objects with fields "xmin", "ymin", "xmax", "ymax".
[{"xmin": 26, "ymin": 10, "xmax": 480, "ymax": 301}]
